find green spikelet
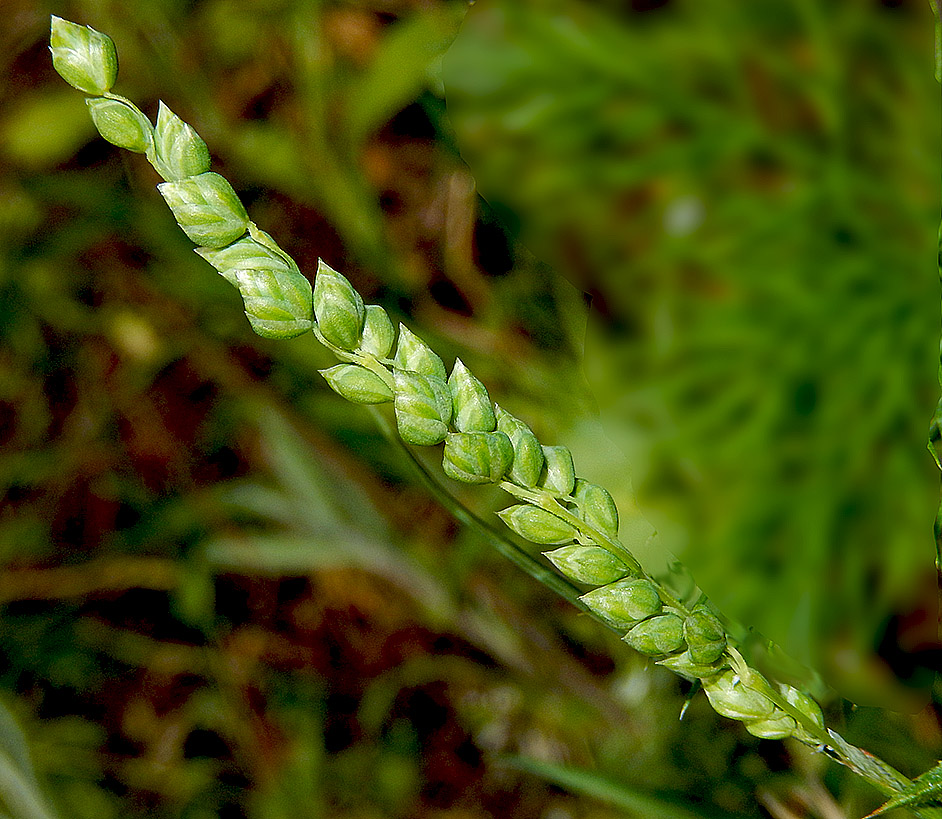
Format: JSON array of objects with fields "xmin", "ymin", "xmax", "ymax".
[
  {"xmin": 622, "ymin": 613, "xmax": 685, "ymax": 657},
  {"xmin": 50, "ymin": 16, "xmax": 118, "ymax": 95},
  {"xmin": 313, "ymin": 260, "xmax": 366, "ymax": 351},
  {"xmin": 540, "ymin": 445, "xmax": 575, "ymax": 495},
  {"xmin": 579, "ymin": 578, "xmax": 661, "ymax": 627},
  {"xmin": 543, "ymin": 544, "xmax": 630, "ymax": 584},
  {"xmin": 498, "ymin": 505, "xmax": 576, "ymax": 545},
  {"xmin": 394, "ymin": 324, "xmax": 447, "ymax": 382},
  {"xmin": 360, "ymin": 305, "xmax": 396, "ymax": 359},
  {"xmin": 320, "ymin": 364, "xmax": 394, "ymax": 404},
  {"xmin": 157, "ymin": 172, "xmax": 249, "ymax": 248},
  {"xmin": 449, "ymin": 359, "xmax": 496, "ymax": 433},
  {"xmin": 86, "ymin": 97, "xmax": 153, "ymax": 153},
  {"xmin": 443, "ymin": 431, "xmax": 514, "ymax": 484},
  {"xmin": 495, "ymin": 405, "xmax": 543, "ymax": 488}
]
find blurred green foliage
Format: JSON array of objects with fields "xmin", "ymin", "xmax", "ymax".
[
  {"xmin": 0, "ymin": 0, "xmax": 940, "ymax": 818},
  {"xmin": 445, "ymin": 0, "xmax": 941, "ymax": 708}
]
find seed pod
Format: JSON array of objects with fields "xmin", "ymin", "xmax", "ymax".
[
  {"xmin": 579, "ymin": 578, "xmax": 661, "ymax": 627},
  {"xmin": 744, "ymin": 709, "xmax": 796, "ymax": 741},
  {"xmin": 232, "ymin": 267, "xmax": 313, "ymax": 339},
  {"xmin": 657, "ymin": 651, "xmax": 725, "ymax": 681},
  {"xmin": 498, "ymin": 505, "xmax": 576, "ymax": 545},
  {"xmin": 313, "ymin": 260, "xmax": 366, "ymax": 351},
  {"xmin": 702, "ymin": 670, "xmax": 776, "ymax": 722},
  {"xmin": 540, "ymin": 445, "xmax": 576, "ymax": 496},
  {"xmin": 196, "ymin": 234, "xmax": 297, "ymax": 288},
  {"xmin": 449, "ymin": 359, "xmax": 496, "ymax": 433},
  {"xmin": 778, "ymin": 684, "xmax": 825, "ymax": 745},
  {"xmin": 495, "ymin": 405, "xmax": 544, "ymax": 488},
  {"xmin": 152, "ymin": 101, "xmax": 211, "ymax": 181},
  {"xmin": 543, "ymin": 544, "xmax": 630, "ymax": 584},
  {"xmin": 683, "ymin": 607, "xmax": 727, "ymax": 665},
  {"xmin": 359, "ymin": 305, "xmax": 396, "ymax": 359},
  {"xmin": 50, "ymin": 16, "xmax": 118, "ymax": 96},
  {"xmin": 443, "ymin": 431, "xmax": 513, "ymax": 484},
  {"xmin": 623, "ymin": 613, "xmax": 685, "ymax": 656},
  {"xmin": 320, "ymin": 364, "xmax": 393, "ymax": 404},
  {"xmin": 572, "ymin": 479, "xmax": 619, "ymax": 538},
  {"xmin": 157, "ymin": 172, "xmax": 249, "ymax": 248},
  {"xmin": 393, "ymin": 324, "xmax": 447, "ymax": 383},
  {"xmin": 393, "ymin": 369, "xmax": 453, "ymax": 446},
  {"xmin": 86, "ymin": 97, "xmax": 152, "ymax": 153}
]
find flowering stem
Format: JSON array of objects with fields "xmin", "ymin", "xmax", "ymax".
[{"xmin": 367, "ymin": 408, "xmax": 593, "ymax": 613}]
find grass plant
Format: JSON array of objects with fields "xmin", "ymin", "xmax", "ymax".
[{"xmin": 32, "ymin": 11, "xmax": 942, "ymax": 818}]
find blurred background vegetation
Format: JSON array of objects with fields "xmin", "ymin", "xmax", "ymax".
[{"xmin": 0, "ymin": 1, "xmax": 940, "ymax": 818}]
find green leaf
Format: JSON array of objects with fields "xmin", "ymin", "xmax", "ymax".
[
  {"xmin": 502, "ymin": 755, "xmax": 735, "ymax": 819},
  {"xmin": 0, "ymin": 702, "xmax": 40, "ymax": 793},
  {"xmin": 0, "ymin": 700, "xmax": 59, "ymax": 819},
  {"xmin": 342, "ymin": 7, "xmax": 463, "ymax": 145},
  {"xmin": 866, "ymin": 762, "xmax": 942, "ymax": 818}
]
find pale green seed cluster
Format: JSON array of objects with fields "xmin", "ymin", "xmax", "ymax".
[
  {"xmin": 701, "ymin": 662, "xmax": 826, "ymax": 741},
  {"xmin": 50, "ymin": 16, "xmax": 831, "ymax": 752},
  {"xmin": 50, "ymin": 16, "xmax": 313, "ymax": 341}
]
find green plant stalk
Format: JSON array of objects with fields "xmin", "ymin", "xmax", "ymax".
[
  {"xmin": 367, "ymin": 407, "xmax": 591, "ymax": 612},
  {"xmin": 49, "ymin": 15, "xmax": 939, "ymax": 815},
  {"xmin": 500, "ymin": 478, "xmax": 837, "ymax": 750}
]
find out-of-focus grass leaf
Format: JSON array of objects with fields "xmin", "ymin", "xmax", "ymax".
[
  {"xmin": 0, "ymin": 91, "xmax": 93, "ymax": 169},
  {"xmin": 863, "ymin": 759, "xmax": 942, "ymax": 818},
  {"xmin": 247, "ymin": 704, "xmax": 325, "ymax": 819},
  {"xmin": 206, "ymin": 532, "xmax": 393, "ymax": 573},
  {"xmin": 0, "ymin": 703, "xmax": 40, "ymax": 795},
  {"xmin": 0, "ymin": 753, "xmax": 57, "ymax": 819},
  {"xmin": 205, "ymin": 410, "xmax": 452, "ymax": 619},
  {"xmin": 444, "ymin": 0, "xmax": 940, "ymax": 708},
  {"xmin": 503, "ymin": 755, "xmax": 739, "ymax": 819},
  {"xmin": 0, "ymin": 700, "xmax": 58, "ymax": 819},
  {"xmin": 341, "ymin": 6, "xmax": 464, "ymax": 146}
]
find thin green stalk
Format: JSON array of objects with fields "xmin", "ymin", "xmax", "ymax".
[{"xmin": 367, "ymin": 407, "xmax": 592, "ymax": 614}]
